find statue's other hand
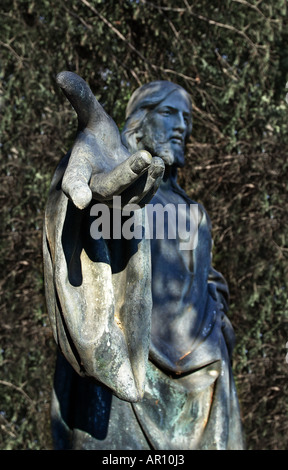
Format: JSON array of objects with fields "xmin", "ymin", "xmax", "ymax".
[{"xmin": 57, "ymin": 71, "xmax": 164, "ymax": 209}]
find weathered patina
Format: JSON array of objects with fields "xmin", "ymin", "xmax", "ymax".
[{"xmin": 43, "ymin": 72, "xmax": 244, "ymax": 449}]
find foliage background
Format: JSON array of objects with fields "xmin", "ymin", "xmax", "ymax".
[{"xmin": 1, "ymin": 0, "xmax": 288, "ymax": 450}]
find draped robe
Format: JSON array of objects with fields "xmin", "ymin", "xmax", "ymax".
[{"xmin": 43, "ymin": 154, "xmax": 244, "ymax": 450}]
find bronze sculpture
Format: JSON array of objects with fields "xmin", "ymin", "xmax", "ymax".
[{"xmin": 43, "ymin": 72, "xmax": 244, "ymax": 449}]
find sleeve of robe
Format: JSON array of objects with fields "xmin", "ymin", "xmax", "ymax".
[{"xmin": 43, "ymin": 153, "xmax": 153, "ymax": 403}]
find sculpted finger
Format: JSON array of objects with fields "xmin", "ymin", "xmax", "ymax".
[
  {"xmin": 145, "ymin": 156, "xmax": 165, "ymax": 192},
  {"xmin": 62, "ymin": 152, "xmax": 93, "ymax": 210},
  {"xmin": 125, "ymin": 157, "xmax": 165, "ymax": 206},
  {"xmin": 90, "ymin": 151, "xmax": 153, "ymax": 201}
]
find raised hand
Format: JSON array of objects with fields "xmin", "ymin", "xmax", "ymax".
[{"xmin": 56, "ymin": 71, "xmax": 164, "ymax": 210}]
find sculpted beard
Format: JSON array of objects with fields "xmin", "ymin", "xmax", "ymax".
[
  {"xmin": 154, "ymin": 141, "xmax": 185, "ymax": 167},
  {"xmin": 139, "ymin": 132, "xmax": 185, "ymax": 168}
]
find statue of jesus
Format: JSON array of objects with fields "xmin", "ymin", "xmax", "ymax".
[{"xmin": 43, "ymin": 72, "xmax": 244, "ymax": 450}]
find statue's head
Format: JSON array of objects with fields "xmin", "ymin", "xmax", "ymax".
[{"xmin": 121, "ymin": 81, "xmax": 192, "ymax": 168}]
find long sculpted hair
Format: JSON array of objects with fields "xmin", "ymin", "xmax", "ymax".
[{"xmin": 121, "ymin": 80, "xmax": 193, "ymax": 154}]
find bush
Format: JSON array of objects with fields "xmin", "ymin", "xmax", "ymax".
[{"xmin": 1, "ymin": 0, "xmax": 287, "ymax": 449}]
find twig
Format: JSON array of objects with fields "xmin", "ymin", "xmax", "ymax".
[
  {"xmin": 232, "ymin": 0, "xmax": 266, "ymax": 18},
  {"xmin": 62, "ymin": 5, "xmax": 93, "ymax": 31},
  {"xmin": 79, "ymin": 0, "xmax": 198, "ymax": 85},
  {"xmin": 80, "ymin": 0, "xmax": 150, "ymax": 66},
  {"xmin": 0, "ymin": 380, "xmax": 35, "ymax": 407},
  {"xmin": 0, "ymin": 40, "xmax": 24, "ymax": 64},
  {"xmin": 188, "ymin": 13, "xmax": 257, "ymax": 52},
  {"xmin": 140, "ymin": 0, "xmax": 186, "ymax": 12}
]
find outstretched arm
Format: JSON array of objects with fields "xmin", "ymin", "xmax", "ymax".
[{"xmin": 44, "ymin": 72, "xmax": 161, "ymax": 401}]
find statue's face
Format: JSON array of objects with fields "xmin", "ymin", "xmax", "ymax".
[{"xmin": 138, "ymin": 89, "xmax": 191, "ymax": 167}]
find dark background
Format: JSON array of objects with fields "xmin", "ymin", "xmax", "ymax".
[{"xmin": 1, "ymin": 0, "xmax": 288, "ymax": 449}]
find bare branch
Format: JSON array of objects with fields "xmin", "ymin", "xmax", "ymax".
[
  {"xmin": 231, "ymin": 0, "xmax": 266, "ymax": 18},
  {"xmin": 79, "ymin": 0, "xmax": 198, "ymax": 85},
  {"xmin": 0, "ymin": 40, "xmax": 24, "ymax": 64},
  {"xmin": 189, "ymin": 13, "xmax": 258, "ymax": 52},
  {"xmin": 62, "ymin": 5, "xmax": 93, "ymax": 30},
  {"xmin": 0, "ymin": 380, "xmax": 35, "ymax": 407},
  {"xmin": 142, "ymin": 0, "xmax": 258, "ymax": 52},
  {"xmin": 80, "ymin": 0, "xmax": 150, "ymax": 66},
  {"xmin": 140, "ymin": 0, "xmax": 186, "ymax": 12}
]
